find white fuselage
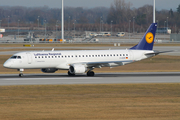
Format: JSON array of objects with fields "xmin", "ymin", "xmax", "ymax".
[{"xmin": 3, "ymin": 49, "xmax": 154, "ymax": 71}]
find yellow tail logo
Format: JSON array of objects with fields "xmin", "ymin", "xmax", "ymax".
[{"xmin": 145, "ymin": 32, "xmax": 154, "ymax": 44}]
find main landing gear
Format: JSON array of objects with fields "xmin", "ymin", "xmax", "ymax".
[
  {"xmin": 68, "ymin": 71, "xmax": 75, "ymax": 76},
  {"xmin": 67, "ymin": 70, "xmax": 95, "ymax": 76},
  {"xmin": 87, "ymin": 71, "xmax": 95, "ymax": 76},
  {"xmin": 18, "ymin": 69, "xmax": 24, "ymax": 77}
]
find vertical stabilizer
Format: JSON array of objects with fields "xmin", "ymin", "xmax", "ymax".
[{"xmin": 130, "ymin": 23, "xmax": 157, "ymax": 50}]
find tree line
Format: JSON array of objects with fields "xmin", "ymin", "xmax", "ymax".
[{"xmin": 0, "ymin": 0, "xmax": 180, "ymax": 33}]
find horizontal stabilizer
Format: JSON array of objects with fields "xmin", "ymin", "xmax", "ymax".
[{"xmin": 145, "ymin": 50, "xmax": 174, "ymax": 55}]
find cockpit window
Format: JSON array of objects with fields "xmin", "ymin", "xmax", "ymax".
[
  {"xmin": 10, "ymin": 56, "xmax": 21, "ymax": 59},
  {"xmin": 10, "ymin": 56, "xmax": 17, "ymax": 59},
  {"xmin": 17, "ymin": 56, "xmax": 21, "ymax": 59}
]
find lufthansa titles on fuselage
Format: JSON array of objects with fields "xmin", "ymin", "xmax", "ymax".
[{"xmin": 34, "ymin": 53, "xmax": 62, "ymax": 56}]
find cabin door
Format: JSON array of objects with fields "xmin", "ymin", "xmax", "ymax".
[{"xmin": 26, "ymin": 53, "xmax": 32, "ymax": 64}]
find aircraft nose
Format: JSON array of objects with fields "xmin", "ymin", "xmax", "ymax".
[{"xmin": 3, "ymin": 60, "xmax": 12, "ymax": 68}]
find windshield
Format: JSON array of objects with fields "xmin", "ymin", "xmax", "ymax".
[{"xmin": 10, "ymin": 56, "xmax": 21, "ymax": 59}]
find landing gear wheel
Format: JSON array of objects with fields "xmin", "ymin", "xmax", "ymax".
[
  {"xmin": 68, "ymin": 71, "xmax": 75, "ymax": 76},
  {"xmin": 87, "ymin": 71, "xmax": 95, "ymax": 76},
  {"xmin": 18, "ymin": 69, "xmax": 24, "ymax": 77},
  {"xmin": 19, "ymin": 73, "xmax": 23, "ymax": 77}
]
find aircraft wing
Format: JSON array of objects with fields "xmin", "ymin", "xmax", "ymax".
[{"xmin": 71, "ymin": 60, "xmax": 134, "ymax": 68}]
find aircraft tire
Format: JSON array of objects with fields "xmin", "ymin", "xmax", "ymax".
[
  {"xmin": 68, "ymin": 71, "xmax": 75, "ymax": 76},
  {"xmin": 87, "ymin": 71, "xmax": 95, "ymax": 76},
  {"xmin": 19, "ymin": 73, "xmax": 23, "ymax": 77}
]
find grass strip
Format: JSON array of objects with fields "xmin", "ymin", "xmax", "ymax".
[{"xmin": 0, "ymin": 84, "xmax": 180, "ymax": 120}]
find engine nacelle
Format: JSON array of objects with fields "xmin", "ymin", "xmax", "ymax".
[
  {"xmin": 41, "ymin": 68, "xmax": 58, "ymax": 73},
  {"xmin": 69, "ymin": 64, "xmax": 87, "ymax": 74}
]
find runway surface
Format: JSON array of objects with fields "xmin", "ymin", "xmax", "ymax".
[{"xmin": 0, "ymin": 72, "xmax": 180, "ymax": 86}]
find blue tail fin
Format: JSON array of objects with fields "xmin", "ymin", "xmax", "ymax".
[{"xmin": 130, "ymin": 23, "xmax": 157, "ymax": 50}]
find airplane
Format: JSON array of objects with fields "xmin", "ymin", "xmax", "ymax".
[{"xmin": 3, "ymin": 23, "xmax": 169, "ymax": 77}]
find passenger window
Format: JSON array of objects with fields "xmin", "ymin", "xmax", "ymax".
[{"xmin": 89, "ymin": 55, "xmax": 91, "ymax": 57}]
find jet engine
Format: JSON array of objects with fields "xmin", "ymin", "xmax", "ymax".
[
  {"xmin": 41, "ymin": 68, "xmax": 58, "ymax": 73},
  {"xmin": 69, "ymin": 64, "xmax": 87, "ymax": 74}
]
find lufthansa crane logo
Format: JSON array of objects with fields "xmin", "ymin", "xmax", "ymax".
[{"xmin": 145, "ymin": 32, "xmax": 154, "ymax": 44}]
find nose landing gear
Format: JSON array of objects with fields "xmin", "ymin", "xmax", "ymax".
[
  {"xmin": 18, "ymin": 69, "xmax": 24, "ymax": 77},
  {"xmin": 19, "ymin": 73, "xmax": 23, "ymax": 77}
]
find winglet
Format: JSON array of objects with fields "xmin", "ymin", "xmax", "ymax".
[{"xmin": 130, "ymin": 23, "xmax": 157, "ymax": 50}]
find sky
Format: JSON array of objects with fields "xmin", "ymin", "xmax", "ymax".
[{"xmin": 0, "ymin": 0, "xmax": 179, "ymax": 11}]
